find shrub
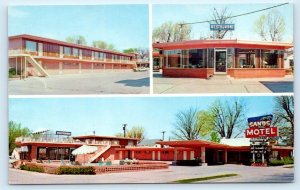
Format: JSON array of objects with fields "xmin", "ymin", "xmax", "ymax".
[
  {"xmin": 9, "ymin": 68, "xmax": 16, "ymax": 78},
  {"xmin": 119, "ymin": 160, "xmax": 125, "ymax": 165},
  {"xmin": 20, "ymin": 164, "xmax": 44, "ymax": 173},
  {"xmin": 56, "ymin": 166, "xmax": 96, "ymax": 175},
  {"xmin": 283, "ymin": 157, "xmax": 294, "ymax": 165},
  {"xmin": 268, "ymin": 159, "xmax": 284, "ymax": 166}
]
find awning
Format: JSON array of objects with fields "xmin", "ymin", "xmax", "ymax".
[{"xmin": 72, "ymin": 145, "xmax": 98, "ymax": 155}]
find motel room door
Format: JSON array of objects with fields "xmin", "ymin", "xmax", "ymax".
[{"xmin": 214, "ymin": 49, "xmax": 227, "ymax": 74}]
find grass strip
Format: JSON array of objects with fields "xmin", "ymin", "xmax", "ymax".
[{"xmin": 173, "ymin": 173, "xmax": 238, "ymax": 183}]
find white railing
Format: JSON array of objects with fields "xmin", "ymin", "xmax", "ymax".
[{"xmin": 15, "ymin": 136, "xmax": 83, "ymax": 144}]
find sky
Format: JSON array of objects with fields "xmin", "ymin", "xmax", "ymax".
[
  {"xmin": 8, "ymin": 5, "xmax": 149, "ymax": 51},
  {"xmin": 9, "ymin": 96, "xmax": 277, "ymax": 140},
  {"xmin": 153, "ymin": 3, "xmax": 293, "ymax": 42}
]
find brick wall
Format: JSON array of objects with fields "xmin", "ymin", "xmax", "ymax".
[
  {"xmin": 227, "ymin": 68, "xmax": 286, "ymax": 78},
  {"xmin": 163, "ymin": 68, "xmax": 212, "ymax": 78}
]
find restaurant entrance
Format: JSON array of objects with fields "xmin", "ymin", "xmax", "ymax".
[{"xmin": 214, "ymin": 49, "xmax": 227, "ymax": 73}]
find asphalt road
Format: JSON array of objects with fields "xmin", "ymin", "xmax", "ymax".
[
  {"xmin": 9, "ymin": 70, "xmax": 150, "ymax": 95},
  {"xmin": 9, "ymin": 164, "xmax": 294, "ymax": 184}
]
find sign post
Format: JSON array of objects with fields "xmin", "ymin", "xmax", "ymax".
[{"xmin": 245, "ymin": 115, "xmax": 278, "ymax": 166}]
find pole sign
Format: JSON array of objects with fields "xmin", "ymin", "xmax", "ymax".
[
  {"xmin": 245, "ymin": 115, "xmax": 278, "ymax": 138},
  {"xmin": 210, "ymin": 24, "xmax": 235, "ymax": 31},
  {"xmin": 56, "ymin": 131, "xmax": 72, "ymax": 136}
]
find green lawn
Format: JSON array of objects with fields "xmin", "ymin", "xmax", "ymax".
[{"xmin": 173, "ymin": 173, "xmax": 238, "ymax": 183}]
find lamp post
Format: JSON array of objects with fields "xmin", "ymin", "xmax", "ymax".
[
  {"xmin": 122, "ymin": 124, "xmax": 127, "ymax": 138},
  {"xmin": 161, "ymin": 131, "xmax": 166, "ymax": 141}
]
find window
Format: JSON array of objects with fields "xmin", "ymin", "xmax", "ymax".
[
  {"xmin": 64, "ymin": 47, "xmax": 71, "ymax": 56},
  {"xmin": 239, "ymin": 49, "xmax": 256, "ymax": 68},
  {"xmin": 165, "ymin": 49, "xmax": 208, "ymax": 68},
  {"xmin": 227, "ymin": 48, "xmax": 234, "ymax": 68},
  {"xmin": 43, "ymin": 43, "xmax": 59, "ymax": 54},
  {"xmin": 25, "ymin": 40, "xmax": 37, "ymax": 52},
  {"xmin": 262, "ymin": 50, "xmax": 280, "ymax": 68},
  {"xmin": 73, "ymin": 48, "xmax": 79, "ymax": 57}
]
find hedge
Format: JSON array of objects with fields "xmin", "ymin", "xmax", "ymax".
[
  {"xmin": 20, "ymin": 164, "xmax": 44, "ymax": 173},
  {"xmin": 56, "ymin": 166, "xmax": 96, "ymax": 175},
  {"xmin": 268, "ymin": 157, "xmax": 294, "ymax": 166}
]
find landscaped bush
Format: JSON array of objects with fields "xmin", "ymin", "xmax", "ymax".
[
  {"xmin": 119, "ymin": 160, "xmax": 125, "ymax": 165},
  {"xmin": 56, "ymin": 166, "xmax": 96, "ymax": 175},
  {"xmin": 20, "ymin": 164, "xmax": 44, "ymax": 173},
  {"xmin": 268, "ymin": 159, "xmax": 284, "ymax": 166},
  {"xmin": 9, "ymin": 68, "xmax": 17, "ymax": 78},
  {"xmin": 283, "ymin": 157, "xmax": 294, "ymax": 165}
]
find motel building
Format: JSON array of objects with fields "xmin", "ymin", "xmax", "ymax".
[
  {"xmin": 152, "ymin": 39, "xmax": 293, "ymax": 78},
  {"xmin": 8, "ymin": 34, "xmax": 137, "ymax": 77},
  {"xmin": 13, "ymin": 131, "xmax": 293, "ymax": 166}
]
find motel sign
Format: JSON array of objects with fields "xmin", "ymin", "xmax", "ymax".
[
  {"xmin": 245, "ymin": 115, "xmax": 278, "ymax": 138},
  {"xmin": 210, "ymin": 24, "xmax": 235, "ymax": 31}
]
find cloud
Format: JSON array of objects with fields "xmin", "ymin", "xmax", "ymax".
[{"xmin": 8, "ymin": 6, "xmax": 30, "ymax": 18}]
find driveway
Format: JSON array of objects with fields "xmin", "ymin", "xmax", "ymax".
[
  {"xmin": 9, "ymin": 70, "xmax": 150, "ymax": 95},
  {"xmin": 153, "ymin": 73, "xmax": 293, "ymax": 94},
  {"xmin": 9, "ymin": 164, "xmax": 294, "ymax": 184}
]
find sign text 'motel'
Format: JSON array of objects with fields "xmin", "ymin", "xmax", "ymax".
[
  {"xmin": 245, "ymin": 114, "xmax": 278, "ymax": 138},
  {"xmin": 210, "ymin": 24, "xmax": 235, "ymax": 31},
  {"xmin": 56, "ymin": 131, "xmax": 72, "ymax": 136}
]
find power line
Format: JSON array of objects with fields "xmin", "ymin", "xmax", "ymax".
[{"xmin": 179, "ymin": 2, "xmax": 289, "ymax": 27}]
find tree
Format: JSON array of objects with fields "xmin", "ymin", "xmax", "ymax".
[
  {"xmin": 210, "ymin": 7, "xmax": 234, "ymax": 39},
  {"xmin": 92, "ymin": 40, "xmax": 116, "ymax": 51},
  {"xmin": 9, "ymin": 121, "xmax": 31, "ymax": 155},
  {"xmin": 172, "ymin": 107, "xmax": 202, "ymax": 140},
  {"xmin": 209, "ymin": 99, "xmax": 246, "ymax": 139},
  {"xmin": 65, "ymin": 35, "xmax": 87, "ymax": 45},
  {"xmin": 123, "ymin": 47, "xmax": 149, "ymax": 60},
  {"xmin": 210, "ymin": 131, "xmax": 221, "ymax": 143},
  {"xmin": 152, "ymin": 21, "xmax": 192, "ymax": 43},
  {"xmin": 254, "ymin": 10, "xmax": 286, "ymax": 41},
  {"xmin": 273, "ymin": 96, "xmax": 294, "ymax": 146},
  {"xmin": 115, "ymin": 126, "xmax": 145, "ymax": 141}
]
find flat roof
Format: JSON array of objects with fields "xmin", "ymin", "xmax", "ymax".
[
  {"xmin": 9, "ymin": 34, "xmax": 135, "ymax": 57},
  {"xmin": 153, "ymin": 39, "xmax": 293, "ymax": 50},
  {"xmin": 72, "ymin": 135, "xmax": 139, "ymax": 141}
]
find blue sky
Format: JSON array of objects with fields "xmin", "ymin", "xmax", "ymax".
[
  {"xmin": 9, "ymin": 96, "xmax": 277, "ymax": 140},
  {"xmin": 153, "ymin": 3, "xmax": 293, "ymax": 42},
  {"xmin": 8, "ymin": 5, "xmax": 149, "ymax": 51}
]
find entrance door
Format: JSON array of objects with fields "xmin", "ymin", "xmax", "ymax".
[{"xmin": 214, "ymin": 49, "xmax": 227, "ymax": 73}]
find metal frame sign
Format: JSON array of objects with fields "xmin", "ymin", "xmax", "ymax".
[
  {"xmin": 210, "ymin": 24, "xmax": 235, "ymax": 31},
  {"xmin": 56, "ymin": 131, "xmax": 72, "ymax": 136}
]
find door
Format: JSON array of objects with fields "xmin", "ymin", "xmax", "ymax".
[{"xmin": 214, "ymin": 49, "xmax": 227, "ymax": 73}]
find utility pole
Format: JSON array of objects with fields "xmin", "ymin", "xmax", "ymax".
[
  {"xmin": 161, "ymin": 131, "xmax": 166, "ymax": 141},
  {"xmin": 122, "ymin": 124, "xmax": 127, "ymax": 138}
]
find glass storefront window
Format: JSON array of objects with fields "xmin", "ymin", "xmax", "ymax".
[
  {"xmin": 182, "ymin": 49, "xmax": 207, "ymax": 68},
  {"xmin": 25, "ymin": 40, "xmax": 37, "ymax": 52},
  {"xmin": 72, "ymin": 48, "xmax": 79, "ymax": 57},
  {"xmin": 262, "ymin": 50, "xmax": 279, "ymax": 68},
  {"xmin": 165, "ymin": 50, "xmax": 182, "ymax": 68},
  {"xmin": 227, "ymin": 48, "xmax": 234, "ymax": 68},
  {"xmin": 37, "ymin": 147, "xmax": 71, "ymax": 160},
  {"xmin": 207, "ymin": 49, "xmax": 214, "ymax": 68},
  {"xmin": 239, "ymin": 49, "xmax": 256, "ymax": 68},
  {"xmin": 165, "ymin": 49, "xmax": 207, "ymax": 68}
]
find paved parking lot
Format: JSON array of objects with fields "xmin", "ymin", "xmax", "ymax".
[
  {"xmin": 9, "ymin": 164, "xmax": 294, "ymax": 184},
  {"xmin": 153, "ymin": 73, "xmax": 293, "ymax": 94},
  {"xmin": 9, "ymin": 70, "xmax": 150, "ymax": 95}
]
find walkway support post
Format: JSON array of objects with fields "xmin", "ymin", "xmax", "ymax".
[{"xmin": 201, "ymin": 147, "xmax": 207, "ymax": 166}]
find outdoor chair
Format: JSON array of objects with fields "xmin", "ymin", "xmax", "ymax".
[{"xmin": 98, "ymin": 161, "xmax": 104, "ymax": 166}]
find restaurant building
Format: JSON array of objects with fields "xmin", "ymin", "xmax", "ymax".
[
  {"xmin": 153, "ymin": 39, "xmax": 293, "ymax": 78},
  {"xmin": 9, "ymin": 34, "xmax": 137, "ymax": 77},
  {"xmin": 14, "ymin": 132, "xmax": 293, "ymax": 166}
]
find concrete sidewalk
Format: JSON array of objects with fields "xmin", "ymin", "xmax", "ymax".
[{"xmin": 153, "ymin": 73, "xmax": 293, "ymax": 94}]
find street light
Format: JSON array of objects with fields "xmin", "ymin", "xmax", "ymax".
[
  {"xmin": 161, "ymin": 131, "xmax": 166, "ymax": 141},
  {"xmin": 122, "ymin": 124, "xmax": 127, "ymax": 138}
]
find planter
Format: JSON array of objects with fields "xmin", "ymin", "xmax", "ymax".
[{"xmin": 251, "ymin": 162, "xmax": 267, "ymax": 167}]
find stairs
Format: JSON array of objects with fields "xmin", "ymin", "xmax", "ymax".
[
  {"xmin": 25, "ymin": 55, "xmax": 49, "ymax": 77},
  {"xmin": 88, "ymin": 145, "xmax": 111, "ymax": 163}
]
